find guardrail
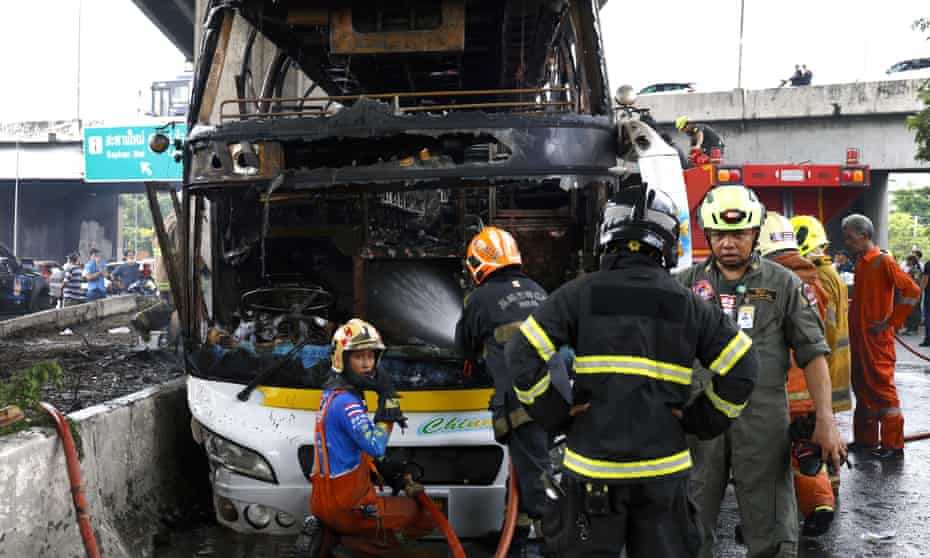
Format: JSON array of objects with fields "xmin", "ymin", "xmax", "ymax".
[{"xmin": 220, "ymin": 86, "xmax": 577, "ymax": 121}]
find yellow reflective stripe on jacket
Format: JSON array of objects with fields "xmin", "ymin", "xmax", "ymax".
[
  {"xmin": 788, "ymin": 390, "xmax": 811, "ymax": 401},
  {"xmin": 520, "ymin": 316, "xmax": 556, "ymax": 362},
  {"xmin": 705, "ymin": 382, "xmax": 746, "ymax": 418},
  {"xmin": 563, "ymin": 448, "xmax": 692, "ymax": 480},
  {"xmin": 513, "ymin": 373, "xmax": 551, "ymax": 405},
  {"xmin": 709, "ymin": 330, "xmax": 752, "ymax": 376},
  {"xmin": 574, "ymin": 355, "xmax": 692, "ymax": 385}
]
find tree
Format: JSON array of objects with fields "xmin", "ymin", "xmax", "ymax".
[
  {"xmin": 891, "ymin": 186, "xmax": 930, "ymax": 216},
  {"xmin": 906, "ymin": 18, "xmax": 930, "ymax": 162},
  {"xmin": 119, "ymin": 193, "xmax": 175, "ymax": 258},
  {"xmin": 888, "ymin": 212, "xmax": 930, "ymax": 260}
]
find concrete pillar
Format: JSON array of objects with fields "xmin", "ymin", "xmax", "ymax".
[{"xmin": 862, "ymin": 170, "xmax": 889, "ymax": 250}]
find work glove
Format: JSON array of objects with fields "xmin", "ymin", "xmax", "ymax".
[
  {"xmin": 372, "ymin": 370, "xmax": 407, "ymax": 429},
  {"xmin": 374, "ymin": 459, "xmax": 409, "ymax": 495},
  {"xmin": 374, "ymin": 396, "xmax": 408, "ymax": 430}
]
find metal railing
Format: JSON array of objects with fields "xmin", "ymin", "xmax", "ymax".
[{"xmin": 219, "ymin": 86, "xmax": 577, "ymax": 122}]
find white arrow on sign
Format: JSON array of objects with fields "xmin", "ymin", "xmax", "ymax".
[{"xmin": 140, "ymin": 161, "xmax": 153, "ymax": 176}]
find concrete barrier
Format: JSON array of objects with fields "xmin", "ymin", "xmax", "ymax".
[
  {"xmin": 0, "ymin": 295, "xmax": 138, "ymax": 339},
  {"xmin": 0, "ymin": 378, "xmax": 208, "ymax": 558}
]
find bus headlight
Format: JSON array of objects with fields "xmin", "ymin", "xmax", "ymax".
[{"xmin": 203, "ymin": 431, "xmax": 277, "ymax": 483}]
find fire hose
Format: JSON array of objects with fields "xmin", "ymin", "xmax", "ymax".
[
  {"xmin": 414, "ymin": 461, "xmax": 520, "ymax": 558},
  {"xmin": 895, "ymin": 334, "xmax": 930, "ymax": 363},
  {"xmin": 38, "ymin": 402, "xmax": 101, "ymax": 558}
]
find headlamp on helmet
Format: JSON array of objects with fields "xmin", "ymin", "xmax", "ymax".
[{"xmin": 697, "ymin": 185, "xmax": 766, "ymax": 232}]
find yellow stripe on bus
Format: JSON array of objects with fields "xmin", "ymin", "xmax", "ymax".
[{"xmin": 257, "ymin": 386, "xmax": 494, "ymax": 412}]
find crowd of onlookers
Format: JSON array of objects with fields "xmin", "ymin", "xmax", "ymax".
[{"xmin": 59, "ymin": 249, "xmax": 149, "ymax": 307}]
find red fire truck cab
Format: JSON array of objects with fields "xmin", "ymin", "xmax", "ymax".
[{"xmin": 684, "ymin": 149, "xmax": 870, "ymax": 260}]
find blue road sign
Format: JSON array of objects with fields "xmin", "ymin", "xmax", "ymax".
[{"xmin": 83, "ymin": 124, "xmax": 186, "ymax": 182}]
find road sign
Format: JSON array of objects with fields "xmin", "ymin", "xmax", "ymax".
[{"xmin": 83, "ymin": 124, "xmax": 186, "ymax": 182}]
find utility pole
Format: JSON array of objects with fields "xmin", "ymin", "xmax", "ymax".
[
  {"xmin": 736, "ymin": 0, "xmax": 746, "ymax": 90},
  {"xmin": 13, "ymin": 140, "xmax": 20, "ymax": 257},
  {"xmin": 76, "ymin": 0, "xmax": 83, "ymax": 125}
]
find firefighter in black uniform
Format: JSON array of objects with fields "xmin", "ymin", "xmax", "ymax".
[
  {"xmin": 455, "ymin": 226, "xmax": 551, "ymax": 558},
  {"xmin": 505, "ymin": 184, "xmax": 760, "ymax": 557}
]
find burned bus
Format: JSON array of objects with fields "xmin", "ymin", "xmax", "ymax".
[{"xmin": 172, "ymin": 0, "xmax": 670, "ymax": 537}]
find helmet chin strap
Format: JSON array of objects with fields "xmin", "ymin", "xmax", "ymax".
[{"xmin": 342, "ymin": 362, "xmax": 380, "ymax": 392}]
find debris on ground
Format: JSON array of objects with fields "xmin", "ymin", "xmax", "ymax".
[
  {"xmin": 0, "ymin": 405, "xmax": 24, "ymax": 427},
  {"xmin": 0, "ymin": 301, "xmax": 183, "ymax": 435},
  {"xmin": 60, "ymin": 328, "xmax": 74, "ymax": 336}
]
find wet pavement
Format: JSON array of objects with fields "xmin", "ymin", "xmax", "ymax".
[{"xmin": 159, "ymin": 335, "xmax": 930, "ymax": 557}]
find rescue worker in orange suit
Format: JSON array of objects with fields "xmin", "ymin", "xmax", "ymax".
[
  {"xmin": 759, "ymin": 213, "xmax": 836, "ymax": 537},
  {"xmin": 455, "ymin": 226, "xmax": 550, "ymax": 558},
  {"xmin": 792, "ymin": 215, "xmax": 852, "ymax": 415},
  {"xmin": 842, "ymin": 214, "xmax": 921, "ymax": 459},
  {"xmin": 296, "ymin": 319, "xmax": 434, "ymax": 557},
  {"xmin": 678, "ymin": 185, "xmax": 845, "ymax": 558},
  {"xmin": 506, "ymin": 184, "xmax": 759, "ymax": 557}
]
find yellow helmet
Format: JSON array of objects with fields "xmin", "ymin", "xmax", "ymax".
[
  {"xmin": 331, "ymin": 318, "xmax": 385, "ymax": 374},
  {"xmin": 697, "ymin": 185, "xmax": 766, "ymax": 232},
  {"xmin": 758, "ymin": 212, "xmax": 798, "ymax": 257},
  {"xmin": 675, "ymin": 116, "xmax": 690, "ymax": 131},
  {"xmin": 791, "ymin": 215, "xmax": 829, "ymax": 256}
]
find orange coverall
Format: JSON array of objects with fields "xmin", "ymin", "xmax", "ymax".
[
  {"xmin": 310, "ymin": 390, "xmax": 434, "ymax": 556},
  {"xmin": 773, "ymin": 251, "xmax": 836, "ymax": 519},
  {"xmin": 850, "ymin": 247, "xmax": 921, "ymax": 450}
]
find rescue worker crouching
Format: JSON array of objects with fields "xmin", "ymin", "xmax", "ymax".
[
  {"xmin": 678, "ymin": 185, "xmax": 846, "ymax": 558},
  {"xmin": 455, "ymin": 226, "xmax": 551, "ymax": 558},
  {"xmin": 297, "ymin": 319, "xmax": 434, "ymax": 558},
  {"xmin": 506, "ymin": 184, "xmax": 759, "ymax": 558},
  {"xmin": 675, "ymin": 116, "xmax": 725, "ymax": 166},
  {"xmin": 759, "ymin": 213, "xmax": 837, "ymax": 538}
]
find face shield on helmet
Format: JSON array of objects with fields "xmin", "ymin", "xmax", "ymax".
[
  {"xmin": 597, "ymin": 184, "xmax": 681, "ymax": 269},
  {"xmin": 759, "ymin": 212, "xmax": 798, "ymax": 257},
  {"xmin": 331, "ymin": 319, "xmax": 385, "ymax": 390},
  {"xmin": 791, "ymin": 215, "xmax": 829, "ymax": 256},
  {"xmin": 697, "ymin": 185, "xmax": 766, "ymax": 232},
  {"xmin": 465, "ymin": 227, "xmax": 522, "ymax": 285}
]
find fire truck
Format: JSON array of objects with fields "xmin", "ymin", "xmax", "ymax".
[{"xmin": 683, "ymin": 148, "xmax": 871, "ymax": 259}]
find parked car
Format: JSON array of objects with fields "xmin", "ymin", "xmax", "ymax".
[
  {"xmin": 884, "ymin": 58, "xmax": 930, "ymax": 80},
  {"xmin": 0, "ymin": 244, "xmax": 54, "ymax": 314},
  {"xmin": 638, "ymin": 82, "xmax": 696, "ymax": 95}
]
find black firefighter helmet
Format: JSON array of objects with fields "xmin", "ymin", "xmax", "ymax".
[{"xmin": 598, "ymin": 184, "xmax": 681, "ymax": 269}]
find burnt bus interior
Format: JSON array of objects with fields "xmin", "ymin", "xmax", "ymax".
[{"xmin": 182, "ymin": 0, "xmax": 619, "ymax": 389}]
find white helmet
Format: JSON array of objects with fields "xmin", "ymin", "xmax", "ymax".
[{"xmin": 759, "ymin": 212, "xmax": 798, "ymax": 257}]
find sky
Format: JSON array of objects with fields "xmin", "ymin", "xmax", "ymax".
[
  {"xmin": 0, "ymin": 1, "xmax": 925, "ymax": 122},
  {"xmin": 600, "ymin": 0, "xmax": 928, "ymax": 93},
  {"xmin": 0, "ymin": 0, "xmax": 186, "ymax": 123}
]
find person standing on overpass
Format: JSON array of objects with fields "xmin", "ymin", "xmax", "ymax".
[{"xmin": 843, "ymin": 214, "xmax": 920, "ymax": 459}]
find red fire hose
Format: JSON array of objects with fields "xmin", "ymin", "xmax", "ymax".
[
  {"xmin": 38, "ymin": 402, "xmax": 100, "ymax": 558},
  {"xmin": 895, "ymin": 334, "xmax": 930, "ymax": 363},
  {"xmin": 414, "ymin": 460, "xmax": 520, "ymax": 558},
  {"xmin": 493, "ymin": 462, "xmax": 520, "ymax": 558},
  {"xmin": 415, "ymin": 491, "xmax": 466, "ymax": 558}
]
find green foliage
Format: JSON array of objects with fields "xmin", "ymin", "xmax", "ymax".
[
  {"xmin": 888, "ymin": 212, "xmax": 930, "ymax": 261},
  {"xmin": 908, "ymin": 18, "xmax": 930, "ymax": 162},
  {"xmin": 120, "ymin": 193, "xmax": 175, "ymax": 257},
  {"xmin": 907, "ymin": 84, "xmax": 930, "ymax": 163},
  {"xmin": 0, "ymin": 361, "xmax": 64, "ymax": 410},
  {"xmin": 891, "ymin": 186, "xmax": 930, "ymax": 215}
]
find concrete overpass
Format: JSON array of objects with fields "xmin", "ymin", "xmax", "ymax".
[{"xmin": 641, "ymin": 80, "xmax": 929, "ymax": 248}]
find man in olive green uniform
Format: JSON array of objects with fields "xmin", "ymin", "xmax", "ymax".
[{"xmin": 677, "ymin": 185, "xmax": 846, "ymax": 558}]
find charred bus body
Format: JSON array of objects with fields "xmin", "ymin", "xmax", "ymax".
[{"xmin": 178, "ymin": 0, "xmax": 629, "ymax": 536}]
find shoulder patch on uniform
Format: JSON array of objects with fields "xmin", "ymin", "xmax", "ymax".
[
  {"xmin": 746, "ymin": 288, "xmax": 777, "ymax": 302},
  {"xmin": 693, "ymin": 279, "xmax": 715, "ymax": 301}
]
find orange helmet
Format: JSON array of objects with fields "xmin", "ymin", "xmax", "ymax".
[{"xmin": 465, "ymin": 227, "xmax": 522, "ymax": 285}]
